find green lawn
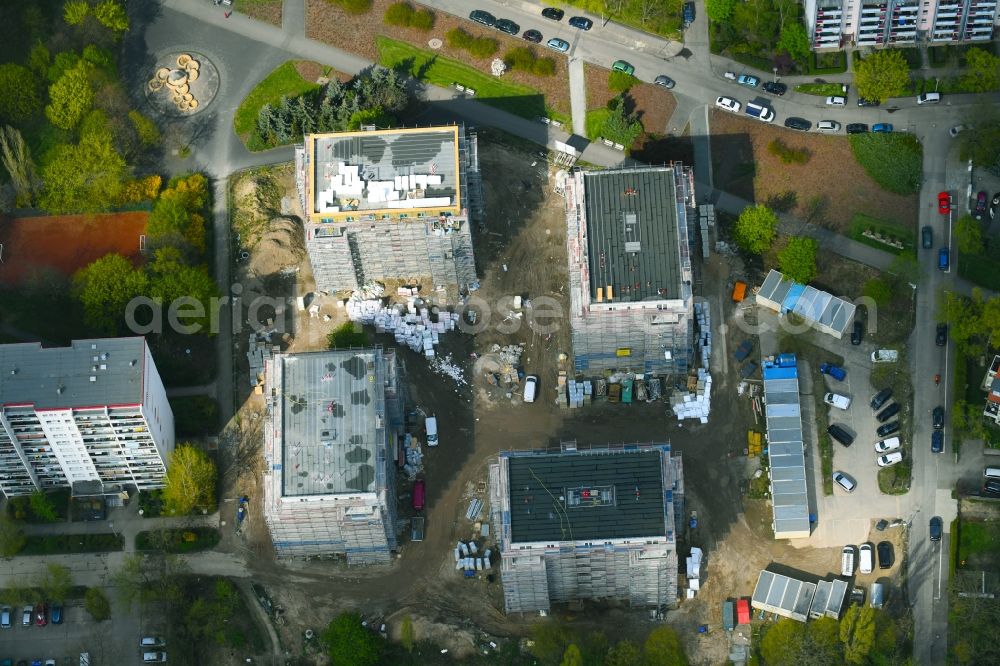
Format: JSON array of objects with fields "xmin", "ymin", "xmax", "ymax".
[
  {"xmin": 794, "ymin": 82, "xmax": 846, "ymax": 96},
  {"xmin": 959, "ymin": 252, "xmax": 1000, "ymax": 291},
  {"xmin": 234, "ymin": 61, "xmax": 321, "ymax": 137},
  {"xmin": 849, "ymin": 213, "xmax": 915, "ymax": 255},
  {"xmin": 957, "ymin": 520, "xmax": 1000, "ymax": 569},
  {"xmin": 585, "ymin": 109, "xmax": 609, "ymax": 141},
  {"xmin": 375, "ymin": 36, "xmax": 569, "ymax": 125}
]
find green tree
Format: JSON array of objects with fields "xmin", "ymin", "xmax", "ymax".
[
  {"xmin": 28, "ymin": 43, "xmax": 51, "ymax": 78},
  {"xmin": 146, "ymin": 248, "xmax": 218, "ymax": 330},
  {"xmin": 0, "ymin": 514, "xmax": 26, "ymax": 557},
  {"xmin": 322, "ymin": 612, "xmax": 384, "ymax": 666},
  {"xmin": 956, "ymin": 215, "xmax": 984, "ymax": 255},
  {"xmin": 600, "ymin": 97, "xmax": 643, "ymax": 148},
  {"xmin": 705, "ymin": 0, "xmax": 737, "ymax": 22},
  {"xmin": 959, "ymin": 47, "xmax": 1000, "ymax": 93},
  {"xmin": 45, "ymin": 60, "xmax": 93, "ymax": 130},
  {"xmin": 808, "ymin": 617, "xmax": 844, "ymax": 663},
  {"xmin": 93, "ymin": 0, "xmax": 129, "ymax": 32},
  {"xmin": 39, "ymin": 131, "xmax": 127, "ymax": 214},
  {"xmin": 778, "ymin": 236, "xmax": 818, "ymax": 283},
  {"xmin": 29, "ymin": 491, "xmax": 59, "ymax": 522},
  {"xmin": 761, "ymin": 618, "xmax": 808, "ymax": 665},
  {"xmin": 0, "ymin": 63, "xmax": 41, "ymax": 124},
  {"xmin": 110, "ymin": 551, "xmax": 188, "ymax": 608},
  {"xmin": 608, "ymin": 70, "xmax": 638, "ymax": 93},
  {"xmin": 560, "ymin": 644, "xmax": 583, "ymax": 666},
  {"xmin": 147, "ymin": 193, "xmax": 207, "ymax": 254},
  {"xmin": 128, "ymin": 110, "xmax": 161, "ymax": 147},
  {"xmin": 531, "ymin": 622, "xmax": 576, "ymax": 665},
  {"xmin": 777, "ymin": 21, "xmax": 810, "ymax": 64},
  {"xmin": 36, "ymin": 563, "xmax": 73, "ymax": 602},
  {"xmin": 943, "ymin": 289, "xmax": 985, "ymax": 352},
  {"xmin": 840, "ymin": 605, "xmax": 876, "ymax": 664},
  {"xmin": 606, "ymin": 639, "xmax": 642, "ymax": 666},
  {"xmin": 855, "ymin": 49, "xmax": 911, "ymax": 104},
  {"xmin": 63, "ymin": 0, "xmax": 89, "ymax": 25},
  {"xmin": 84, "ymin": 586, "xmax": 111, "ymax": 621},
  {"xmin": 643, "ymin": 626, "xmax": 687, "ymax": 666},
  {"xmin": 400, "ymin": 614, "xmax": 415, "ymax": 652},
  {"xmin": 734, "ymin": 204, "xmax": 778, "ymax": 254},
  {"xmin": 0, "ymin": 581, "xmax": 32, "ymax": 606},
  {"xmin": 72, "ymin": 254, "xmax": 148, "ymax": 335},
  {"xmin": 0, "ymin": 125, "xmax": 40, "ymax": 207},
  {"xmin": 163, "ymin": 444, "xmax": 217, "ymax": 516},
  {"xmin": 384, "ymin": 2, "xmax": 415, "ymax": 26},
  {"xmin": 862, "ymin": 277, "xmax": 892, "ymax": 307}
]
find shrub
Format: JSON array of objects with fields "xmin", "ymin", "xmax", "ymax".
[
  {"xmin": 468, "ymin": 37, "xmax": 499, "ymax": 59},
  {"xmin": 608, "ymin": 70, "xmax": 637, "ymax": 93},
  {"xmin": 327, "ymin": 0, "xmax": 373, "ymax": 14},
  {"xmin": 504, "ymin": 47, "xmax": 536, "ymax": 71},
  {"xmin": 532, "ymin": 58, "xmax": 556, "ymax": 77},
  {"xmin": 383, "ymin": 1, "xmax": 415, "ymax": 26},
  {"xmin": 849, "ymin": 133, "xmax": 923, "ymax": 194},
  {"xmin": 767, "ymin": 138, "xmax": 810, "ymax": 164},
  {"xmin": 446, "ymin": 28, "xmax": 473, "ymax": 49},
  {"xmin": 84, "ymin": 587, "xmax": 111, "ymax": 621},
  {"xmin": 411, "ymin": 8, "xmax": 435, "ymax": 30}
]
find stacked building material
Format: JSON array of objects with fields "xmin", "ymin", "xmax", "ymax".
[
  {"xmin": 686, "ymin": 546, "xmax": 704, "ymax": 598},
  {"xmin": 670, "ymin": 368, "xmax": 713, "ymax": 423},
  {"xmin": 453, "ymin": 540, "xmax": 492, "ymax": 574},
  {"xmin": 346, "ymin": 293, "xmax": 459, "ymax": 357},
  {"xmin": 401, "ymin": 433, "xmax": 424, "ymax": 480},
  {"xmin": 694, "ymin": 301, "xmax": 712, "ymax": 369},
  {"xmin": 698, "ymin": 204, "xmax": 715, "ymax": 259},
  {"xmin": 247, "ymin": 333, "xmax": 278, "ymax": 388}
]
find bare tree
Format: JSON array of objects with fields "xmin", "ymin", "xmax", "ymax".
[{"xmin": 0, "ymin": 125, "xmax": 39, "ymax": 207}]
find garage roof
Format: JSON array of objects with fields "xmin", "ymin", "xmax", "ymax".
[{"xmin": 762, "ymin": 354, "xmax": 810, "ymax": 539}]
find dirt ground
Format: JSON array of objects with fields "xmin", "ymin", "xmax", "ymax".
[
  {"xmin": 0, "ymin": 211, "xmax": 147, "ymax": 283},
  {"xmin": 234, "ymin": 0, "xmax": 283, "ymax": 26},
  {"xmin": 584, "ymin": 63, "xmax": 677, "ymax": 136},
  {"xmin": 708, "ymin": 111, "xmax": 919, "ymax": 233},
  {"xmin": 304, "ymin": 0, "xmax": 572, "ymax": 117}
]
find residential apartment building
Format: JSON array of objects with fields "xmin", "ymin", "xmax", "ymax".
[
  {"xmin": 805, "ymin": 0, "xmax": 997, "ymax": 49},
  {"xmin": 0, "ymin": 337, "xmax": 174, "ymax": 498}
]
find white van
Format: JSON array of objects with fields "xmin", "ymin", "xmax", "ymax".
[
  {"xmin": 841, "ymin": 545, "xmax": 856, "ymax": 576},
  {"xmin": 142, "ymin": 653, "xmax": 167, "ymax": 664},
  {"xmin": 859, "ymin": 543, "xmax": 874, "ymax": 574},
  {"xmin": 871, "ymin": 349, "xmax": 899, "ymax": 363},
  {"xmin": 141, "ymin": 637, "xmax": 165, "ymax": 647},
  {"xmin": 985, "ymin": 467, "xmax": 1000, "ymax": 479},
  {"xmin": 425, "ymin": 416, "xmax": 438, "ymax": 447},
  {"xmin": 917, "ymin": 91, "xmax": 941, "ymax": 105},
  {"xmin": 523, "ymin": 375, "xmax": 538, "ymax": 403}
]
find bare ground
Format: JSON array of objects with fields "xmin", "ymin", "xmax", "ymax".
[{"xmin": 584, "ymin": 62, "xmax": 676, "ymax": 135}]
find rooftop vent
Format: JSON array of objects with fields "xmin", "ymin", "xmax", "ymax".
[
  {"xmin": 130, "ymin": 360, "xmax": 137, "ymax": 367},
  {"xmin": 9, "ymin": 368, "xmax": 16, "ymax": 375},
  {"xmin": 56, "ymin": 386, "xmax": 64, "ymax": 394},
  {"xmin": 89, "ymin": 376, "xmax": 97, "ymax": 382}
]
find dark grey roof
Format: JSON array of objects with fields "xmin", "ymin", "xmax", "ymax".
[
  {"xmin": 0, "ymin": 338, "xmax": 146, "ymax": 410},
  {"xmin": 583, "ymin": 168, "xmax": 682, "ymax": 303},
  {"xmin": 506, "ymin": 449, "xmax": 668, "ymax": 543}
]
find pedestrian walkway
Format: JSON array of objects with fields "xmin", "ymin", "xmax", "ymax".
[{"xmin": 568, "ymin": 56, "xmax": 587, "ymax": 137}]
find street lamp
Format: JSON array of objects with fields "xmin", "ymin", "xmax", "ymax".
[{"xmin": 773, "ymin": 67, "xmax": 778, "ymax": 83}]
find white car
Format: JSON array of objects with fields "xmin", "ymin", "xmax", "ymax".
[
  {"xmin": 523, "ymin": 375, "xmax": 538, "ymax": 403},
  {"xmin": 833, "ymin": 471, "xmax": 856, "ymax": 493},
  {"xmin": 876, "ymin": 451, "xmax": 904, "ymax": 467},
  {"xmin": 816, "ymin": 120, "xmax": 841, "ymax": 132},
  {"xmin": 0, "ymin": 605, "xmax": 10, "ymax": 629},
  {"xmin": 824, "ymin": 392, "xmax": 851, "ymax": 410},
  {"xmin": 859, "ymin": 543, "xmax": 874, "ymax": 574},
  {"xmin": 715, "ymin": 96, "xmax": 741, "ymax": 113},
  {"xmin": 875, "ymin": 436, "xmax": 901, "ymax": 453},
  {"xmin": 841, "ymin": 545, "xmax": 856, "ymax": 576},
  {"xmin": 826, "ymin": 95, "xmax": 846, "ymax": 106}
]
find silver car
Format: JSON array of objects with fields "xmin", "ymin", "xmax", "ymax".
[
  {"xmin": 826, "ymin": 95, "xmax": 846, "ymax": 106},
  {"xmin": 546, "ymin": 38, "xmax": 569, "ymax": 53},
  {"xmin": 833, "ymin": 471, "xmax": 856, "ymax": 493},
  {"xmin": 654, "ymin": 75, "xmax": 675, "ymax": 89},
  {"xmin": 816, "ymin": 120, "xmax": 841, "ymax": 132}
]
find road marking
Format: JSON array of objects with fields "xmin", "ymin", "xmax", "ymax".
[{"xmin": 934, "ymin": 538, "xmax": 943, "ymax": 600}]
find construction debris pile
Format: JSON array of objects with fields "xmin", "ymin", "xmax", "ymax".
[
  {"xmin": 247, "ymin": 331, "xmax": 279, "ymax": 389},
  {"xmin": 454, "ymin": 540, "xmax": 492, "ymax": 576},
  {"xmin": 400, "ymin": 433, "xmax": 424, "ymax": 480},
  {"xmin": 685, "ymin": 546, "xmax": 704, "ymax": 599},
  {"xmin": 345, "ymin": 282, "xmax": 460, "ymax": 358},
  {"xmin": 430, "ymin": 354, "xmax": 468, "ymax": 386},
  {"xmin": 670, "ymin": 368, "xmax": 713, "ymax": 423}
]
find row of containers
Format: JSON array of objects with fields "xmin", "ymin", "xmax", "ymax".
[{"xmin": 454, "ymin": 540, "xmax": 493, "ymax": 575}]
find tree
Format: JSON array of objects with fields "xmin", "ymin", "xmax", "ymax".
[
  {"xmin": 146, "ymin": 248, "xmax": 218, "ymax": 329},
  {"xmin": 778, "ymin": 236, "xmax": 818, "ymax": 283},
  {"xmin": 855, "ymin": 49, "xmax": 910, "ymax": 104},
  {"xmin": 959, "ymin": 47, "xmax": 1000, "ymax": 93},
  {"xmin": 93, "ymin": 0, "xmax": 129, "ymax": 32},
  {"xmin": 73, "ymin": 254, "xmax": 148, "ymax": 335},
  {"xmin": 39, "ymin": 131, "xmax": 127, "ymax": 214},
  {"xmin": 163, "ymin": 444, "xmax": 217, "ymax": 516},
  {"xmin": 956, "ymin": 215, "xmax": 984, "ymax": 255},
  {"xmin": 0, "ymin": 515, "xmax": 25, "ymax": 557},
  {"xmin": 84, "ymin": 587, "xmax": 111, "ymax": 621},
  {"xmin": 29, "ymin": 491, "xmax": 59, "ymax": 522},
  {"xmin": 808, "ymin": 617, "xmax": 844, "ymax": 665},
  {"xmin": 0, "ymin": 63, "xmax": 41, "ymax": 124},
  {"xmin": 46, "ymin": 60, "xmax": 93, "ymax": 130},
  {"xmin": 862, "ymin": 277, "xmax": 892, "ymax": 307},
  {"xmin": 147, "ymin": 192, "xmax": 207, "ymax": 254},
  {"xmin": 560, "ymin": 644, "xmax": 583, "ymax": 666},
  {"xmin": 760, "ymin": 618, "xmax": 808, "ymax": 666},
  {"xmin": 643, "ymin": 626, "xmax": 687, "ymax": 666},
  {"xmin": 943, "ymin": 289, "xmax": 985, "ymax": 352},
  {"xmin": 36, "ymin": 563, "xmax": 73, "ymax": 602},
  {"xmin": 530, "ymin": 622, "xmax": 575, "ymax": 665},
  {"xmin": 0, "ymin": 581, "xmax": 32, "ymax": 606},
  {"xmin": 777, "ymin": 21, "xmax": 810, "ymax": 64},
  {"xmin": 608, "ymin": 70, "xmax": 638, "ymax": 93},
  {"xmin": 0, "ymin": 125, "xmax": 39, "ymax": 207},
  {"xmin": 606, "ymin": 639, "xmax": 642, "ymax": 666},
  {"xmin": 64, "ymin": 0, "xmax": 89, "ymax": 25},
  {"xmin": 110, "ymin": 551, "xmax": 188, "ymax": 608},
  {"xmin": 734, "ymin": 204, "xmax": 778, "ymax": 254},
  {"xmin": 321, "ymin": 612, "xmax": 384, "ymax": 666},
  {"xmin": 400, "ymin": 614, "xmax": 415, "ymax": 652},
  {"xmin": 840, "ymin": 605, "xmax": 876, "ymax": 664},
  {"xmin": 705, "ymin": 0, "xmax": 737, "ymax": 22}
]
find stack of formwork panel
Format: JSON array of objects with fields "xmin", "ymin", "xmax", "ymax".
[
  {"xmin": 698, "ymin": 204, "xmax": 715, "ymax": 259},
  {"xmin": 670, "ymin": 368, "xmax": 713, "ymax": 423},
  {"xmin": 694, "ymin": 301, "xmax": 712, "ymax": 369}
]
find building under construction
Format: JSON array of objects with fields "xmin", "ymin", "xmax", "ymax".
[
  {"xmin": 262, "ymin": 347, "xmax": 403, "ymax": 564},
  {"xmin": 564, "ymin": 165, "xmax": 696, "ymax": 374},
  {"xmin": 489, "ymin": 443, "xmax": 684, "ymax": 613},
  {"xmin": 294, "ymin": 125, "xmax": 481, "ymax": 299}
]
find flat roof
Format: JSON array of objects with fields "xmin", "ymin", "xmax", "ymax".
[
  {"xmin": 751, "ymin": 569, "xmax": 817, "ymax": 622},
  {"xmin": 506, "ymin": 448, "xmax": 669, "ymax": 543},
  {"xmin": 308, "ymin": 126, "xmax": 460, "ymax": 218},
  {"xmin": 277, "ymin": 349, "xmax": 382, "ymax": 497},
  {"xmin": 758, "ymin": 269, "xmax": 855, "ymax": 335},
  {"xmin": 0, "ymin": 338, "xmax": 146, "ymax": 410},
  {"xmin": 762, "ymin": 355, "xmax": 811, "ymax": 538},
  {"xmin": 583, "ymin": 168, "xmax": 682, "ymax": 303}
]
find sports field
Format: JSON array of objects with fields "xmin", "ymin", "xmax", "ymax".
[{"xmin": 0, "ymin": 212, "xmax": 147, "ymax": 283}]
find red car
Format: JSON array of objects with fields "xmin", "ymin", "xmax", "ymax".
[
  {"xmin": 34, "ymin": 602, "xmax": 47, "ymax": 626},
  {"xmin": 938, "ymin": 191, "xmax": 951, "ymax": 214}
]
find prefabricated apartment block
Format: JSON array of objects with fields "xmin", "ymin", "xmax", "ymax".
[
  {"xmin": 294, "ymin": 125, "xmax": 481, "ymax": 299},
  {"xmin": 0, "ymin": 337, "xmax": 174, "ymax": 498},
  {"xmin": 565, "ymin": 165, "xmax": 695, "ymax": 374},
  {"xmin": 262, "ymin": 347, "xmax": 403, "ymax": 564},
  {"xmin": 490, "ymin": 443, "xmax": 684, "ymax": 613}
]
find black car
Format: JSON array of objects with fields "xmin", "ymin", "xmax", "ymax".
[
  {"xmin": 762, "ymin": 81, "xmax": 787, "ymax": 96},
  {"xmin": 522, "ymin": 28, "xmax": 542, "ymax": 43},
  {"xmin": 877, "ymin": 541, "xmax": 894, "ymax": 568},
  {"xmin": 784, "ymin": 117, "xmax": 811, "ymax": 131},
  {"xmin": 828, "ymin": 424, "xmax": 855, "ymax": 447},
  {"xmin": 932, "ymin": 430, "xmax": 944, "ymax": 453},
  {"xmin": 857, "ymin": 97, "xmax": 880, "ymax": 107},
  {"xmin": 984, "ymin": 479, "xmax": 1000, "ymax": 496},
  {"xmin": 871, "ymin": 387, "xmax": 893, "ymax": 410},
  {"xmin": 568, "ymin": 16, "xmax": 593, "ymax": 30},
  {"xmin": 683, "ymin": 2, "xmax": 695, "ymax": 25},
  {"xmin": 851, "ymin": 320, "xmax": 864, "ymax": 345},
  {"xmin": 991, "ymin": 192, "xmax": 1000, "ymax": 221},
  {"xmin": 846, "ymin": 123, "xmax": 868, "ymax": 134},
  {"xmin": 877, "ymin": 402, "xmax": 900, "ymax": 423},
  {"xmin": 469, "ymin": 10, "xmax": 496, "ymax": 27},
  {"xmin": 541, "ymin": 7, "xmax": 564, "ymax": 21},
  {"xmin": 495, "ymin": 18, "xmax": 520, "ymax": 35},
  {"xmin": 929, "ymin": 516, "xmax": 943, "ymax": 541},
  {"xmin": 936, "ymin": 323, "xmax": 948, "ymax": 347},
  {"xmin": 877, "ymin": 421, "xmax": 900, "ymax": 437},
  {"xmin": 922, "ymin": 225, "xmax": 933, "ymax": 249},
  {"xmin": 933, "ymin": 405, "xmax": 945, "ymax": 429}
]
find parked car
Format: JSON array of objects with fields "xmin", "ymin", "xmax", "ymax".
[
  {"xmin": 824, "ymin": 392, "xmax": 851, "ymax": 410},
  {"xmin": 715, "ymin": 96, "xmax": 741, "ymax": 113},
  {"xmin": 851, "ymin": 320, "xmax": 864, "ymax": 345},
  {"xmin": 939, "ymin": 247, "xmax": 950, "ymax": 271},
  {"xmin": 21, "ymin": 605, "xmax": 31, "ymax": 627},
  {"xmin": 140, "ymin": 637, "xmax": 166, "ymax": 648},
  {"xmin": 991, "ymin": 192, "xmax": 1000, "ymax": 221},
  {"xmin": 841, "ymin": 545, "xmax": 856, "ymax": 576},
  {"xmin": 784, "ymin": 117, "xmax": 811, "ymax": 131},
  {"xmin": 871, "ymin": 349, "xmax": 898, "ymax": 363},
  {"xmin": 820, "ymin": 363, "xmax": 846, "ymax": 381},
  {"xmin": 876, "ymin": 421, "xmax": 900, "ymax": 437},
  {"xmin": 936, "ymin": 322, "xmax": 950, "ymax": 345},
  {"xmin": 877, "ymin": 451, "xmax": 904, "ymax": 467},
  {"xmin": 612, "ymin": 60, "xmax": 634, "ymax": 75},
  {"xmin": 933, "ymin": 405, "xmax": 945, "ymax": 429},
  {"xmin": 826, "ymin": 95, "xmax": 846, "ymax": 106},
  {"xmin": 859, "ymin": 543, "xmax": 874, "ymax": 574},
  {"xmin": 922, "ymin": 225, "xmax": 933, "ymax": 249},
  {"xmin": 846, "ymin": 123, "xmax": 868, "ymax": 134},
  {"xmin": 522, "ymin": 29, "xmax": 542, "ymax": 43},
  {"xmin": 828, "ymin": 424, "xmax": 855, "ymax": 447},
  {"xmin": 412, "ymin": 478, "xmax": 425, "ymax": 511},
  {"xmin": 523, "ymin": 375, "xmax": 538, "ymax": 403},
  {"xmin": 870, "ymin": 387, "xmax": 893, "ymax": 410},
  {"xmin": 875, "ymin": 436, "xmax": 901, "ymax": 453},
  {"xmin": 1, "ymin": 605, "xmax": 10, "ymax": 629},
  {"xmin": 929, "ymin": 516, "xmax": 943, "ymax": 541},
  {"xmin": 816, "ymin": 120, "xmax": 841, "ymax": 133},
  {"xmin": 877, "ymin": 403, "xmax": 900, "ymax": 423},
  {"xmin": 872, "ymin": 123, "xmax": 893, "ymax": 133},
  {"xmin": 683, "ymin": 2, "xmax": 695, "ymax": 25},
  {"xmin": 469, "ymin": 10, "xmax": 496, "ymax": 27},
  {"xmin": 541, "ymin": 7, "xmax": 564, "ymax": 21},
  {"xmin": 877, "ymin": 541, "xmax": 894, "ymax": 569},
  {"xmin": 50, "ymin": 603, "xmax": 62, "ymax": 625},
  {"xmin": 33, "ymin": 603, "xmax": 46, "ymax": 627},
  {"xmin": 857, "ymin": 97, "xmax": 880, "ymax": 107},
  {"xmin": 938, "ymin": 191, "xmax": 951, "ymax": 214},
  {"xmin": 495, "ymin": 18, "xmax": 520, "ymax": 35},
  {"xmin": 974, "ymin": 190, "xmax": 988, "ymax": 220},
  {"xmin": 568, "ymin": 16, "xmax": 593, "ymax": 30},
  {"xmin": 984, "ymin": 479, "xmax": 1000, "ymax": 496},
  {"xmin": 546, "ymin": 38, "xmax": 569, "ymax": 52},
  {"xmin": 833, "ymin": 471, "xmax": 856, "ymax": 493},
  {"xmin": 917, "ymin": 91, "xmax": 941, "ymax": 105},
  {"xmin": 932, "ymin": 430, "xmax": 944, "ymax": 453},
  {"xmin": 762, "ymin": 81, "xmax": 786, "ymax": 96},
  {"xmin": 738, "ymin": 74, "xmax": 759, "ymax": 88},
  {"xmin": 654, "ymin": 75, "xmax": 675, "ymax": 89}
]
